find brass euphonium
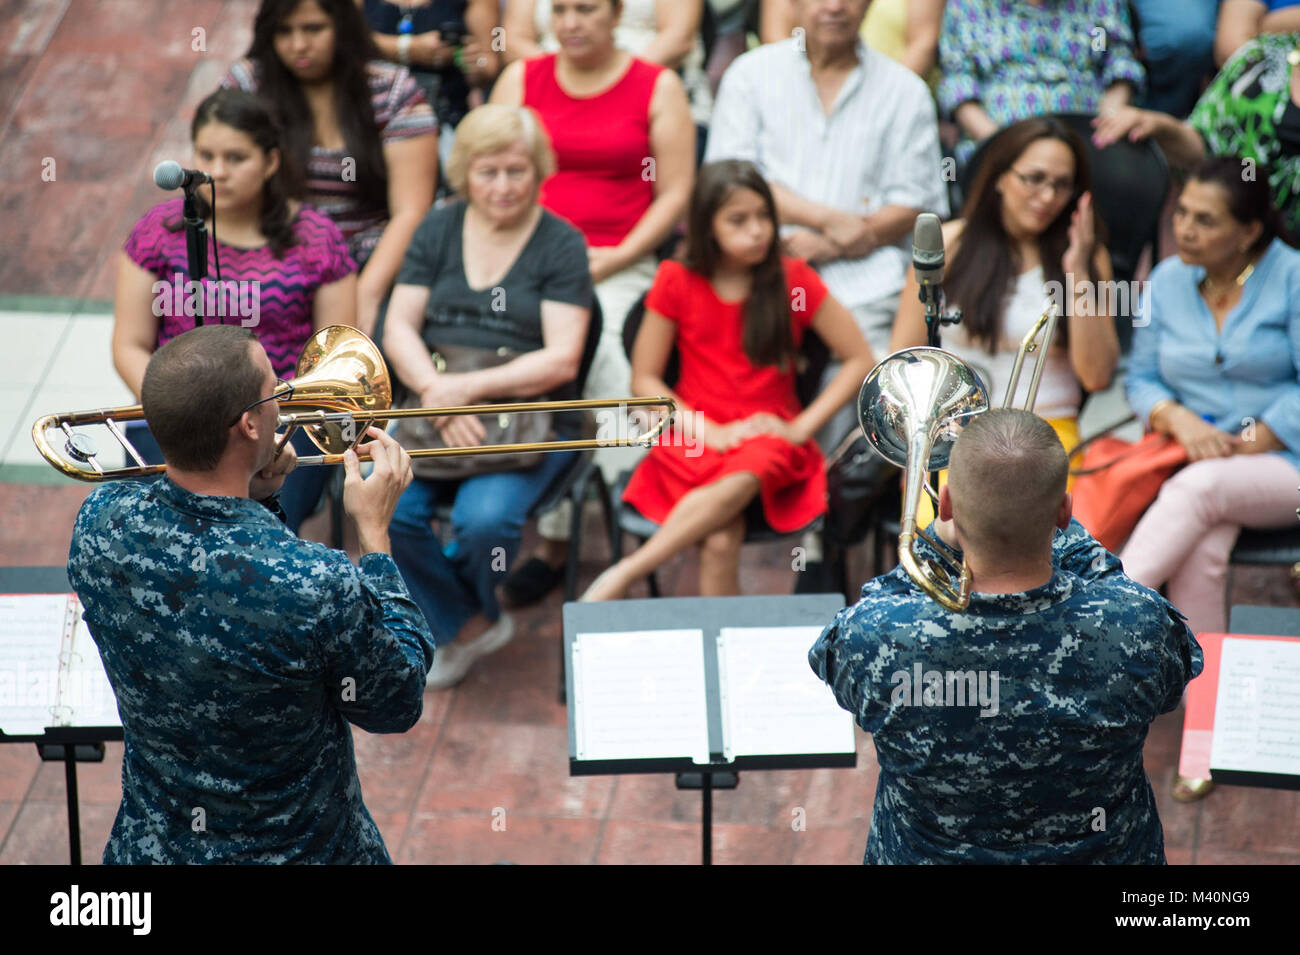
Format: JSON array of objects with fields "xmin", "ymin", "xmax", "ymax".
[
  {"xmin": 857, "ymin": 303, "xmax": 1060, "ymax": 610},
  {"xmin": 32, "ymin": 325, "xmax": 676, "ymax": 481}
]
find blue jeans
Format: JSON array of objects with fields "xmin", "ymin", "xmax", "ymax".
[
  {"xmin": 124, "ymin": 422, "xmax": 332, "ymax": 534},
  {"xmin": 389, "ymin": 449, "xmax": 576, "ymax": 645},
  {"xmin": 1132, "ymin": 0, "xmax": 1220, "ymax": 118}
]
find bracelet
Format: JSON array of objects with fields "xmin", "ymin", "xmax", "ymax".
[
  {"xmin": 1147, "ymin": 398, "xmax": 1178, "ymax": 432},
  {"xmin": 396, "ymin": 33, "xmax": 412, "ymax": 66}
]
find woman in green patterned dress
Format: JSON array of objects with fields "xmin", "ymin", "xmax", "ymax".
[{"xmin": 1093, "ymin": 31, "xmax": 1300, "ymax": 237}]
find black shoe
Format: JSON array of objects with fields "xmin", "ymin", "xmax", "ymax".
[{"xmin": 502, "ymin": 557, "xmax": 565, "ymax": 608}]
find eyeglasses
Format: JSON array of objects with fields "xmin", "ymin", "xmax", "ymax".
[
  {"xmin": 1010, "ymin": 168, "xmax": 1075, "ymax": 196},
  {"xmin": 229, "ymin": 377, "xmax": 293, "ymax": 427}
]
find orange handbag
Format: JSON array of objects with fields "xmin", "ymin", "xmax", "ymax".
[{"xmin": 1070, "ymin": 428, "xmax": 1189, "ymax": 553}]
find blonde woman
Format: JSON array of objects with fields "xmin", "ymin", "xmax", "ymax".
[{"xmin": 383, "ymin": 104, "xmax": 593, "ymax": 688}]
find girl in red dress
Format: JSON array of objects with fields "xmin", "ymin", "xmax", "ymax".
[{"xmin": 582, "ymin": 160, "xmax": 877, "ymax": 600}]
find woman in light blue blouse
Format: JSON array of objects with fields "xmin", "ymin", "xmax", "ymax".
[
  {"xmin": 1124, "ymin": 155, "xmax": 1300, "ymax": 647},
  {"xmin": 939, "ymin": 0, "xmax": 1146, "ymax": 164}
]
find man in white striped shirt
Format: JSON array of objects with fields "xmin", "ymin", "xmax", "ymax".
[{"xmin": 706, "ymin": 0, "xmax": 948, "ymax": 443}]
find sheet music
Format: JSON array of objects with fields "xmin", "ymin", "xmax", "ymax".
[
  {"xmin": 1210, "ymin": 637, "xmax": 1300, "ymax": 776},
  {"xmin": 716, "ymin": 626, "xmax": 856, "ymax": 759},
  {"xmin": 61, "ymin": 612, "xmax": 121, "ymax": 729},
  {"xmin": 0, "ymin": 594, "xmax": 71, "ymax": 735},
  {"xmin": 573, "ymin": 629, "xmax": 710, "ymax": 764}
]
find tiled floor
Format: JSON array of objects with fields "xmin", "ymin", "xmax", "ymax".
[{"xmin": 3, "ymin": 1, "xmax": 1300, "ymax": 865}]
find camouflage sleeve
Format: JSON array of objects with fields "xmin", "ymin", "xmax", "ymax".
[
  {"xmin": 317, "ymin": 551, "xmax": 435, "ymax": 734},
  {"xmin": 809, "ymin": 602, "xmax": 892, "ymax": 734},
  {"xmin": 1050, "ymin": 518, "xmax": 1123, "ymax": 581},
  {"xmin": 1158, "ymin": 603, "xmax": 1204, "ymax": 714}
]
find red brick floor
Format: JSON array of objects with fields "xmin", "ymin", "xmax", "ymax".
[{"xmin": 2, "ymin": 484, "xmax": 1299, "ymax": 864}]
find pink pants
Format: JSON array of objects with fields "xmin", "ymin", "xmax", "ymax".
[{"xmin": 1119, "ymin": 453, "xmax": 1300, "ymax": 634}]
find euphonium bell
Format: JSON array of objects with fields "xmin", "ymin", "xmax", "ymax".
[
  {"xmin": 857, "ymin": 302, "xmax": 1060, "ymax": 610},
  {"xmin": 858, "ymin": 347, "xmax": 990, "ymax": 610}
]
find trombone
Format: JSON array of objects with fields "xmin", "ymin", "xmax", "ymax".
[
  {"xmin": 857, "ymin": 302, "xmax": 1060, "ymax": 610},
  {"xmin": 32, "ymin": 325, "xmax": 676, "ymax": 482}
]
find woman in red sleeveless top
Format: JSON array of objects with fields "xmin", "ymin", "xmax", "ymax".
[{"xmin": 491, "ymin": 0, "xmax": 696, "ymax": 601}]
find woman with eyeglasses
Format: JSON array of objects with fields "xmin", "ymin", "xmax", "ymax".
[
  {"xmin": 890, "ymin": 117, "xmax": 1120, "ymax": 505},
  {"xmin": 111, "ymin": 89, "xmax": 357, "ymax": 532}
]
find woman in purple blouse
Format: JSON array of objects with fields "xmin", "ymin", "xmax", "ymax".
[{"xmin": 111, "ymin": 88, "xmax": 357, "ymax": 531}]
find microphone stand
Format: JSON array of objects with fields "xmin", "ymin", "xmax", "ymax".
[
  {"xmin": 919, "ymin": 279, "xmax": 961, "ymax": 348},
  {"xmin": 918, "ymin": 278, "xmax": 963, "ymax": 505},
  {"xmin": 181, "ymin": 185, "xmax": 208, "ymax": 327}
]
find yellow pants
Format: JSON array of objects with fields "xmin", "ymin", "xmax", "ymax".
[{"xmin": 915, "ymin": 416, "xmax": 1080, "ymax": 525}]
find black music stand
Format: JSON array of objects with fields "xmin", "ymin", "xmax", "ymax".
[
  {"xmin": 563, "ymin": 594, "xmax": 855, "ymax": 865},
  {"xmin": 0, "ymin": 567, "xmax": 123, "ymax": 865}
]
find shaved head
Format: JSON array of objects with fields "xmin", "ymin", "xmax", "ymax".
[{"xmin": 946, "ymin": 410, "xmax": 1068, "ymax": 562}]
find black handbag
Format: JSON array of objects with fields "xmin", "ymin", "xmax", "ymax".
[{"xmin": 394, "ymin": 343, "xmax": 554, "ymax": 480}]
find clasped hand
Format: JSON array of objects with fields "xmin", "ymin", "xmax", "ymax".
[
  {"xmin": 421, "ymin": 375, "xmax": 487, "ymax": 448},
  {"xmin": 697, "ymin": 412, "xmax": 804, "ymax": 452}
]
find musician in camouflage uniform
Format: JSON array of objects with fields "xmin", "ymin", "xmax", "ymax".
[
  {"xmin": 68, "ymin": 325, "xmax": 433, "ymax": 864},
  {"xmin": 811, "ymin": 409, "xmax": 1203, "ymax": 864}
]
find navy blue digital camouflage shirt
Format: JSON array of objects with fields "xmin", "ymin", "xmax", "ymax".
[
  {"xmin": 68, "ymin": 478, "xmax": 435, "ymax": 864},
  {"xmin": 810, "ymin": 518, "xmax": 1202, "ymax": 864}
]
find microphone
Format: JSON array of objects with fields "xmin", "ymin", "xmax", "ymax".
[
  {"xmin": 912, "ymin": 212, "xmax": 944, "ymax": 290},
  {"xmin": 153, "ymin": 160, "xmax": 213, "ymax": 191}
]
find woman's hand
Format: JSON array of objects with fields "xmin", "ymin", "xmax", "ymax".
[
  {"xmin": 1167, "ymin": 408, "xmax": 1242, "ymax": 461},
  {"xmin": 1091, "ymin": 105, "xmax": 1164, "ymax": 148},
  {"xmin": 459, "ymin": 36, "xmax": 495, "ymax": 84},
  {"xmin": 1233, "ymin": 419, "xmax": 1287, "ymax": 455},
  {"xmin": 588, "ymin": 246, "xmax": 625, "ymax": 284},
  {"xmin": 734, "ymin": 412, "xmax": 806, "ymax": 445},
  {"xmin": 421, "ymin": 374, "xmax": 487, "ymax": 446},
  {"xmin": 413, "ymin": 31, "xmax": 454, "ymax": 69},
  {"xmin": 1062, "ymin": 192, "xmax": 1096, "ymax": 278}
]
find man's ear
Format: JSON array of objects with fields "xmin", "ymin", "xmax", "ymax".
[
  {"xmin": 1057, "ymin": 491, "xmax": 1073, "ymax": 530},
  {"xmin": 938, "ymin": 484, "xmax": 954, "ymax": 522},
  {"xmin": 233, "ymin": 411, "xmax": 260, "ymax": 443}
]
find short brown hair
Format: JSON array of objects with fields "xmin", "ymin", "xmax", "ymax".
[
  {"xmin": 142, "ymin": 326, "xmax": 264, "ymax": 471},
  {"xmin": 946, "ymin": 409, "xmax": 1067, "ymax": 561}
]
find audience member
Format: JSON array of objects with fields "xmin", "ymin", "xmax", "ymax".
[
  {"xmin": 891, "ymin": 117, "xmax": 1119, "ymax": 482},
  {"xmin": 382, "ymin": 104, "xmax": 593, "ymax": 687},
  {"xmin": 1123, "ymin": 157, "xmax": 1300, "ymax": 646},
  {"xmin": 581, "ymin": 161, "xmax": 875, "ymax": 601},
  {"xmin": 1131, "ymin": 0, "xmax": 1219, "ymax": 117},
  {"xmin": 1215, "ymin": 0, "xmax": 1300, "ymax": 66},
  {"xmin": 224, "ymin": 0, "xmax": 438, "ymax": 336},
  {"xmin": 111, "ymin": 89, "xmax": 356, "ymax": 532},
  {"xmin": 761, "ymin": 0, "xmax": 946, "ymax": 78},
  {"xmin": 1093, "ymin": 31, "xmax": 1300, "ymax": 237},
  {"xmin": 362, "ymin": 0, "xmax": 501, "ymax": 167},
  {"xmin": 490, "ymin": 0, "xmax": 696, "ymax": 604},
  {"xmin": 502, "ymin": 0, "xmax": 713, "ymax": 129},
  {"xmin": 708, "ymin": 0, "xmax": 946, "ymax": 441},
  {"xmin": 938, "ymin": 0, "xmax": 1145, "ymax": 164}
]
